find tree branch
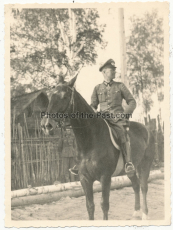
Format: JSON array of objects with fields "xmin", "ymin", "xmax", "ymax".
[{"xmin": 73, "ymin": 41, "xmax": 85, "ymax": 59}]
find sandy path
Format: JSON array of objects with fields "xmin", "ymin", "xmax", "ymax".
[{"xmin": 11, "ymin": 179, "xmax": 164, "ymax": 220}]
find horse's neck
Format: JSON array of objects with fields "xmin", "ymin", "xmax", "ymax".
[{"xmin": 70, "ymin": 91, "xmax": 103, "ymax": 154}]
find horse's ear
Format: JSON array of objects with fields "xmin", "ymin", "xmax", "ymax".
[
  {"xmin": 66, "ymin": 76, "xmax": 77, "ymax": 88},
  {"xmin": 66, "ymin": 66, "xmax": 83, "ymax": 88}
]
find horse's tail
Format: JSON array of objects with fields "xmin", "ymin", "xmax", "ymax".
[
  {"xmin": 137, "ymin": 123, "xmax": 151, "ymax": 149},
  {"xmin": 145, "ymin": 128, "xmax": 156, "ymax": 160}
]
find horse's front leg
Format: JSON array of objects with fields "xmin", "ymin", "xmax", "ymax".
[
  {"xmin": 100, "ymin": 175, "xmax": 111, "ymax": 220},
  {"xmin": 80, "ymin": 176, "xmax": 95, "ymax": 220}
]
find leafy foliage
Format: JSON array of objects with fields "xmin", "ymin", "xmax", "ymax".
[
  {"xmin": 127, "ymin": 10, "xmax": 164, "ymax": 115},
  {"xmin": 10, "ymin": 8, "xmax": 106, "ymax": 96}
]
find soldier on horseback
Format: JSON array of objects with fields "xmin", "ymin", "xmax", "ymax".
[{"xmin": 70, "ymin": 59, "xmax": 136, "ymax": 177}]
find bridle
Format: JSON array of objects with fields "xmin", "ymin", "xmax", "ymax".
[{"xmin": 46, "ymin": 86, "xmax": 74, "ymax": 129}]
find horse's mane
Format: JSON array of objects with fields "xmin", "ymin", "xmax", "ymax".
[
  {"xmin": 74, "ymin": 88, "xmax": 96, "ymax": 114},
  {"xmin": 49, "ymin": 83, "xmax": 95, "ymax": 114}
]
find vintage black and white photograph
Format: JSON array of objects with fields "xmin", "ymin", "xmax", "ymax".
[{"xmin": 5, "ymin": 1, "xmax": 170, "ymax": 227}]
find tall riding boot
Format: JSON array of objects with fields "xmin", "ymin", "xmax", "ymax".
[{"xmin": 121, "ymin": 134, "xmax": 135, "ymax": 177}]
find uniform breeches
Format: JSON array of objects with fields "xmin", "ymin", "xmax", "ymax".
[
  {"xmin": 115, "ymin": 120, "xmax": 129, "ymax": 144},
  {"xmin": 104, "ymin": 116, "xmax": 130, "ymax": 144}
]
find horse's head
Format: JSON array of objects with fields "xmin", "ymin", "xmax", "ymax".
[{"xmin": 41, "ymin": 76, "xmax": 77, "ymax": 135}]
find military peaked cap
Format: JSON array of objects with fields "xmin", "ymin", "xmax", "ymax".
[{"xmin": 99, "ymin": 59, "xmax": 117, "ymax": 72}]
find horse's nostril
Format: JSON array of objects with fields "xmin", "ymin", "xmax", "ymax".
[
  {"xmin": 46, "ymin": 123, "xmax": 53, "ymax": 129},
  {"xmin": 41, "ymin": 125, "xmax": 45, "ymax": 129}
]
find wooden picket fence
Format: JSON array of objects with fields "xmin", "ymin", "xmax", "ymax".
[
  {"xmin": 11, "ymin": 136, "xmax": 62, "ymax": 190},
  {"xmin": 11, "ymin": 113, "xmax": 77, "ymax": 191},
  {"xmin": 144, "ymin": 114, "xmax": 164, "ymax": 163}
]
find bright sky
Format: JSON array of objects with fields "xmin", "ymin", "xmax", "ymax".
[{"xmin": 75, "ymin": 3, "xmax": 166, "ymax": 121}]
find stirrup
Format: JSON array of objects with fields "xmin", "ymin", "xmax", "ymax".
[
  {"xmin": 125, "ymin": 162, "xmax": 135, "ymax": 177},
  {"xmin": 69, "ymin": 165, "xmax": 78, "ymax": 176}
]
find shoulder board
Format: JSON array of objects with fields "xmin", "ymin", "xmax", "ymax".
[{"xmin": 95, "ymin": 83, "xmax": 102, "ymax": 90}]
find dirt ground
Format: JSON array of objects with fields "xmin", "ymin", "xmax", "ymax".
[{"xmin": 11, "ymin": 178, "xmax": 164, "ymax": 220}]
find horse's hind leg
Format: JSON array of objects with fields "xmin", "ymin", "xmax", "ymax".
[
  {"xmin": 100, "ymin": 175, "xmax": 111, "ymax": 220},
  {"xmin": 138, "ymin": 159, "xmax": 151, "ymax": 220},
  {"xmin": 128, "ymin": 173, "xmax": 141, "ymax": 219},
  {"xmin": 80, "ymin": 177, "xmax": 95, "ymax": 220}
]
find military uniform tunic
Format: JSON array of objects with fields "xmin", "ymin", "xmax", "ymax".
[
  {"xmin": 91, "ymin": 80, "xmax": 136, "ymax": 144},
  {"xmin": 91, "ymin": 80, "xmax": 136, "ymax": 117},
  {"xmin": 58, "ymin": 130, "xmax": 77, "ymax": 158}
]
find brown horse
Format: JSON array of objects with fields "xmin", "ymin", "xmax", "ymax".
[{"xmin": 41, "ymin": 77, "xmax": 155, "ymax": 220}]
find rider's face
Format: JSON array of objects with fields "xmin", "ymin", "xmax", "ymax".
[{"xmin": 103, "ymin": 68, "xmax": 116, "ymax": 82}]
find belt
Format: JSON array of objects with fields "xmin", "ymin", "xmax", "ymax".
[{"xmin": 100, "ymin": 108, "xmax": 122, "ymax": 113}]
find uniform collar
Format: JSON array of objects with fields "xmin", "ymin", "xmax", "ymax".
[{"xmin": 103, "ymin": 80, "xmax": 114, "ymax": 86}]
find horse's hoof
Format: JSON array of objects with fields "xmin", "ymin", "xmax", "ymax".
[
  {"xmin": 132, "ymin": 210, "xmax": 141, "ymax": 219},
  {"xmin": 142, "ymin": 213, "xmax": 149, "ymax": 220},
  {"xmin": 132, "ymin": 210, "xmax": 141, "ymax": 218}
]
